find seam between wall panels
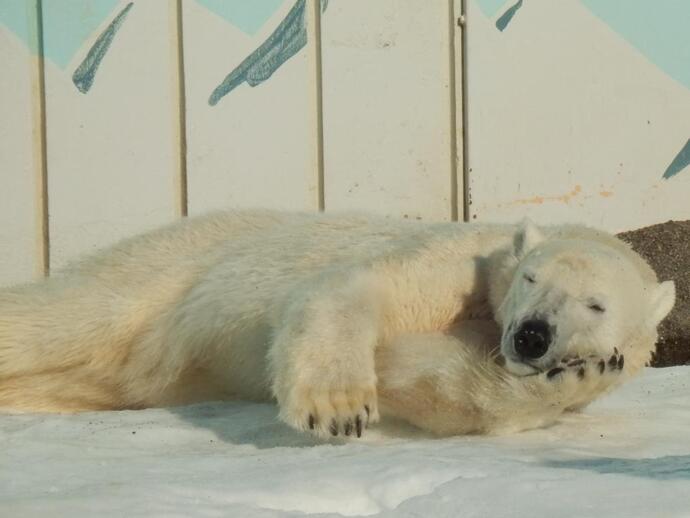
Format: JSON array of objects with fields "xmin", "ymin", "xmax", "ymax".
[
  {"xmin": 448, "ymin": 0, "xmax": 459, "ymax": 221},
  {"xmin": 307, "ymin": 0, "xmax": 325, "ymax": 211},
  {"xmin": 459, "ymin": 0, "xmax": 470, "ymax": 222},
  {"xmin": 174, "ymin": 0, "xmax": 188, "ymax": 217},
  {"xmin": 35, "ymin": 0, "xmax": 50, "ymax": 276}
]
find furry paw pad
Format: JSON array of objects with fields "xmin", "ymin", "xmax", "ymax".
[
  {"xmin": 550, "ymin": 350, "xmax": 624, "ymax": 382},
  {"xmin": 281, "ymin": 385, "xmax": 379, "ymax": 439}
]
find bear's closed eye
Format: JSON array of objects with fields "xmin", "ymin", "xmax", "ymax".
[{"xmin": 587, "ymin": 303, "xmax": 605, "ymax": 313}]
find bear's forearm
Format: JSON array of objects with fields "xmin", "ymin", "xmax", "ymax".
[{"xmin": 375, "ymin": 331, "xmax": 601, "ymax": 436}]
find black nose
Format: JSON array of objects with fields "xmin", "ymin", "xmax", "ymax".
[{"xmin": 514, "ymin": 319, "xmax": 551, "ymax": 359}]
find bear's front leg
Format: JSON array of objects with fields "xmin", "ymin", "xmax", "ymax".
[
  {"xmin": 484, "ymin": 350, "xmax": 626, "ymax": 434},
  {"xmin": 268, "ymin": 270, "xmax": 386, "ymax": 438}
]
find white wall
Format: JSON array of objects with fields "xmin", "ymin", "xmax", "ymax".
[
  {"xmin": 466, "ymin": 0, "xmax": 690, "ymax": 231},
  {"xmin": 0, "ymin": 0, "xmax": 688, "ymax": 287}
]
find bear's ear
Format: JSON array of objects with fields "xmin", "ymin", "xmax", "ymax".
[
  {"xmin": 647, "ymin": 280, "xmax": 676, "ymax": 328},
  {"xmin": 514, "ymin": 219, "xmax": 545, "ymax": 259}
]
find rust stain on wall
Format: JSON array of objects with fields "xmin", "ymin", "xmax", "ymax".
[{"xmin": 509, "ymin": 185, "xmax": 582, "ymax": 206}]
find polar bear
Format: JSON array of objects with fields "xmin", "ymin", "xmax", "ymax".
[{"xmin": 0, "ymin": 210, "xmax": 675, "ymax": 438}]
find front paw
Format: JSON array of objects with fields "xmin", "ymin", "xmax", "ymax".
[
  {"xmin": 544, "ymin": 349, "xmax": 625, "ymax": 403},
  {"xmin": 278, "ymin": 382, "xmax": 379, "ymax": 439},
  {"xmin": 550, "ymin": 349, "xmax": 623, "ymax": 379}
]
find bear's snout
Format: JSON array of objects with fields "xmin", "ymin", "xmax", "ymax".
[{"xmin": 514, "ymin": 319, "xmax": 552, "ymax": 359}]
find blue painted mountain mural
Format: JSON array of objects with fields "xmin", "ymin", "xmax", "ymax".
[
  {"xmin": 474, "ymin": 0, "xmax": 690, "ymax": 91},
  {"xmin": 0, "ymin": 1, "xmax": 292, "ymax": 65},
  {"xmin": 195, "ymin": 0, "xmax": 284, "ymax": 36}
]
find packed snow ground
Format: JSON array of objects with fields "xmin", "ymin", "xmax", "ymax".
[{"xmin": 2, "ymin": 367, "xmax": 690, "ymax": 517}]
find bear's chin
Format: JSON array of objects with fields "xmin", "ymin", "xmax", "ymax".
[{"xmin": 504, "ymin": 357, "xmax": 541, "ymax": 377}]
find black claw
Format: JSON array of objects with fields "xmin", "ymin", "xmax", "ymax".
[
  {"xmin": 547, "ymin": 367, "xmax": 564, "ymax": 379},
  {"xmin": 344, "ymin": 419, "xmax": 353, "ymax": 436},
  {"xmin": 577, "ymin": 367, "xmax": 586, "ymax": 379},
  {"xmin": 608, "ymin": 354, "xmax": 618, "ymax": 368},
  {"xmin": 356, "ymin": 416, "xmax": 362, "ymax": 438},
  {"xmin": 618, "ymin": 355, "xmax": 625, "ymax": 370},
  {"xmin": 329, "ymin": 420, "xmax": 338, "ymax": 436},
  {"xmin": 308, "ymin": 414, "xmax": 315, "ymax": 430},
  {"xmin": 598, "ymin": 359, "xmax": 606, "ymax": 374}
]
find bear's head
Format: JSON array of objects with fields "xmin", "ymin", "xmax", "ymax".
[{"xmin": 488, "ymin": 221, "xmax": 675, "ymax": 377}]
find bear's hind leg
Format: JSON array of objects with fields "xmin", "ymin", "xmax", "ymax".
[{"xmin": 0, "ymin": 368, "xmax": 127, "ymax": 412}]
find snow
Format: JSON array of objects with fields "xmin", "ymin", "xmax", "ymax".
[{"xmin": 3, "ymin": 367, "xmax": 690, "ymax": 517}]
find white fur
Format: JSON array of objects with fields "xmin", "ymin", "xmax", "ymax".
[{"xmin": 0, "ymin": 210, "xmax": 674, "ymax": 437}]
